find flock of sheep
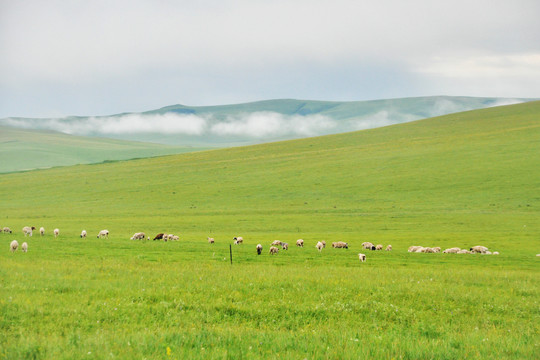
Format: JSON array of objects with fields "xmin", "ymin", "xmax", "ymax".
[{"xmin": 7, "ymin": 224, "xmax": 540, "ymax": 259}]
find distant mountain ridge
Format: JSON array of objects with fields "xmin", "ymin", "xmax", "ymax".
[{"xmin": 1, "ymin": 96, "xmax": 534, "ymax": 147}]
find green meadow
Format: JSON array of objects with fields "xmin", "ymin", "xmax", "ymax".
[{"xmin": 1, "ymin": 102, "xmax": 539, "ymax": 359}]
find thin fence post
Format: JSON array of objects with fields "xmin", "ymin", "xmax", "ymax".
[{"xmin": 229, "ymin": 244, "xmax": 233, "ymax": 265}]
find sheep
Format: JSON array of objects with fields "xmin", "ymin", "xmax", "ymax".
[
  {"xmin": 484, "ymin": 251, "xmax": 493, "ymax": 255},
  {"xmin": 432, "ymin": 247, "xmax": 441, "ymax": 253},
  {"xmin": 10, "ymin": 240, "xmax": 18, "ymax": 252},
  {"xmin": 414, "ymin": 247, "xmax": 425, "ymax": 253},
  {"xmin": 21, "ymin": 242, "xmax": 28, "ymax": 252},
  {"xmin": 358, "ymin": 253, "xmax": 366, "ymax": 262},
  {"xmin": 316, "ymin": 241, "xmax": 324, "ymax": 252},
  {"xmin": 375, "ymin": 244, "xmax": 383, "ymax": 251},
  {"xmin": 282, "ymin": 243, "xmax": 289, "ymax": 250},
  {"xmin": 256, "ymin": 244, "xmax": 262, "ymax": 255},
  {"xmin": 162, "ymin": 234, "xmax": 169, "ymax": 242},
  {"xmin": 208, "ymin": 237, "xmax": 215, "ymax": 244},
  {"xmin": 130, "ymin": 232, "xmax": 146, "ymax": 240},
  {"xmin": 153, "ymin": 233, "xmax": 164, "ymax": 241},
  {"xmin": 296, "ymin": 239, "xmax": 304, "ymax": 247},
  {"xmin": 385, "ymin": 245, "xmax": 392, "ymax": 251},
  {"xmin": 233, "ymin": 236, "xmax": 243, "ymax": 245},
  {"xmin": 493, "ymin": 251, "xmax": 499, "ymax": 255},
  {"xmin": 470, "ymin": 245, "xmax": 489, "ymax": 254},
  {"xmin": 422, "ymin": 247, "xmax": 436, "ymax": 253},
  {"xmin": 22, "ymin": 226, "xmax": 36, "ymax": 237},
  {"xmin": 80, "ymin": 230, "xmax": 87, "ymax": 238},
  {"xmin": 321, "ymin": 241, "xmax": 326, "ymax": 248},
  {"xmin": 457, "ymin": 249, "xmax": 471, "ymax": 254},
  {"xmin": 97, "ymin": 230, "xmax": 109, "ymax": 239},
  {"xmin": 53, "ymin": 228, "xmax": 59, "ymax": 238},
  {"xmin": 271, "ymin": 240, "xmax": 282, "ymax": 246},
  {"xmin": 536, "ymin": 254, "xmax": 540, "ymax": 257},
  {"xmin": 362, "ymin": 242, "xmax": 375, "ymax": 250},
  {"xmin": 443, "ymin": 247, "xmax": 461, "ymax": 253},
  {"xmin": 332, "ymin": 241, "xmax": 349, "ymax": 249},
  {"xmin": 171, "ymin": 235, "xmax": 180, "ymax": 241},
  {"xmin": 40, "ymin": 227, "xmax": 45, "ymax": 236},
  {"xmin": 3, "ymin": 227, "xmax": 12, "ymax": 233},
  {"xmin": 269, "ymin": 246, "xmax": 278, "ymax": 255},
  {"xmin": 408, "ymin": 246, "xmax": 422, "ymax": 252}
]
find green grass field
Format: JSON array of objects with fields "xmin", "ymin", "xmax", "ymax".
[
  {"xmin": 0, "ymin": 127, "xmax": 206, "ymax": 173},
  {"xmin": 1, "ymin": 102, "xmax": 539, "ymax": 359}
]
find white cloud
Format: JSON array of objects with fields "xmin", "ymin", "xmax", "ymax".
[{"xmin": 210, "ymin": 112, "xmax": 336, "ymax": 138}]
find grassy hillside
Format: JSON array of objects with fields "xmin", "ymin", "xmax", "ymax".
[
  {"xmin": 0, "ymin": 101, "xmax": 539, "ymax": 359},
  {"xmin": 0, "ymin": 127, "xmax": 207, "ymax": 173}
]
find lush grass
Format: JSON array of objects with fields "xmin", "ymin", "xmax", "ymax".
[
  {"xmin": 0, "ymin": 102, "xmax": 539, "ymax": 359},
  {"xmin": 0, "ymin": 127, "xmax": 207, "ymax": 173}
]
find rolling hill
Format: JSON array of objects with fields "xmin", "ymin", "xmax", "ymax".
[
  {"xmin": 1, "ymin": 96, "xmax": 533, "ymax": 148},
  {"xmin": 1, "ymin": 101, "xmax": 538, "ymax": 251},
  {"xmin": 0, "ymin": 127, "xmax": 208, "ymax": 173}
]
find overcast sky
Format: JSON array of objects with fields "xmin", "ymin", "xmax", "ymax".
[{"xmin": 1, "ymin": 0, "xmax": 539, "ymax": 118}]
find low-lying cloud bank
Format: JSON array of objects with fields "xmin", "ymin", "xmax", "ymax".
[{"xmin": 0, "ymin": 98, "xmax": 527, "ymax": 142}]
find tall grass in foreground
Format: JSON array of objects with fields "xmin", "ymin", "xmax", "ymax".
[{"xmin": 0, "ymin": 237, "xmax": 539, "ymax": 359}]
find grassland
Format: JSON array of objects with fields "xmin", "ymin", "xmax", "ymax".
[
  {"xmin": 0, "ymin": 127, "xmax": 206, "ymax": 173},
  {"xmin": 0, "ymin": 102, "xmax": 539, "ymax": 359}
]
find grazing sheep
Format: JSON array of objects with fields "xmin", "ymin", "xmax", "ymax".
[
  {"xmin": 130, "ymin": 232, "xmax": 146, "ymax": 240},
  {"xmin": 10, "ymin": 240, "xmax": 19, "ymax": 252},
  {"xmin": 97, "ymin": 230, "xmax": 109, "ymax": 239},
  {"xmin": 385, "ymin": 245, "xmax": 392, "ymax": 251},
  {"xmin": 3, "ymin": 227, "xmax": 12, "ymax": 233},
  {"xmin": 271, "ymin": 240, "xmax": 282, "ymax": 246},
  {"xmin": 457, "ymin": 249, "xmax": 471, "ymax": 254},
  {"xmin": 22, "ymin": 226, "xmax": 36, "ymax": 237},
  {"xmin": 269, "ymin": 246, "xmax": 279, "ymax": 255},
  {"xmin": 171, "ymin": 235, "xmax": 180, "ymax": 241},
  {"xmin": 296, "ymin": 239, "xmax": 304, "ymax": 247},
  {"xmin": 282, "ymin": 243, "xmax": 289, "ymax": 250},
  {"xmin": 358, "ymin": 253, "xmax": 366, "ymax": 262},
  {"xmin": 332, "ymin": 241, "xmax": 349, "ymax": 249},
  {"xmin": 21, "ymin": 242, "xmax": 28, "ymax": 252},
  {"xmin": 316, "ymin": 241, "xmax": 324, "ymax": 252},
  {"xmin": 233, "ymin": 236, "xmax": 243, "ymax": 244},
  {"xmin": 256, "ymin": 244, "xmax": 262, "ymax": 255},
  {"xmin": 375, "ymin": 244, "xmax": 383, "ymax": 251},
  {"xmin": 362, "ymin": 242, "xmax": 375, "ymax": 250},
  {"xmin": 321, "ymin": 241, "xmax": 326, "ymax": 248},
  {"xmin": 422, "ymin": 247, "xmax": 436, "ymax": 253},
  {"xmin": 80, "ymin": 230, "xmax": 87, "ymax": 238},
  {"xmin": 40, "ymin": 227, "xmax": 45, "ymax": 236},
  {"xmin": 153, "ymin": 233, "xmax": 164, "ymax": 241},
  {"xmin": 408, "ymin": 245, "xmax": 421, "ymax": 252},
  {"xmin": 432, "ymin": 247, "xmax": 441, "ymax": 253},
  {"xmin": 470, "ymin": 245, "xmax": 489, "ymax": 254},
  {"xmin": 53, "ymin": 228, "xmax": 59, "ymax": 238},
  {"xmin": 208, "ymin": 237, "xmax": 215, "ymax": 244},
  {"xmin": 493, "ymin": 251, "xmax": 499, "ymax": 255},
  {"xmin": 414, "ymin": 247, "xmax": 425, "ymax": 253},
  {"xmin": 443, "ymin": 247, "xmax": 461, "ymax": 253}
]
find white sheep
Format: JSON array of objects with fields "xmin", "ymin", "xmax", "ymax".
[
  {"xmin": 170, "ymin": 235, "xmax": 180, "ymax": 241},
  {"xmin": 358, "ymin": 253, "xmax": 366, "ymax": 262},
  {"xmin": 80, "ymin": 230, "xmax": 87, "ymax": 238},
  {"xmin": 363, "ymin": 242, "xmax": 375, "ymax": 250},
  {"xmin": 10, "ymin": 240, "xmax": 18, "ymax": 252},
  {"xmin": 53, "ymin": 228, "xmax": 59, "ymax": 238},
  {"xmin": 233, "ymin": 236, "xmax": 243, "ymax": 245},
  {"xmin": 385, "ymin": 245, "xmax": 392, "ymax": 251},
  {"xmin": 40, "ymin": 227, "xmax": 45, "ymax": 236},
  {"xmin": 375, "ymin": 244, "xmax": 383, "ymax": 250},
  {"xmin": 3, "ymin": 227, "xmax": 12, "ymax": 233},
  {"xmin": 470, "ymin": 245, "xmax": 489, "ymax": 254},
  {"xmin": 130, "ymin": 232, "xmax": 145, "ymax": 240},
  {"xmin": 296, "ymin": 239, "xmax": 304, "ymax": 247},
  {"xmin": 22, "ymin": 226, "xmax": 35, "ymax": 237},
  {"xmin": 316, "ymin": 241, "xmax": 324, "ymax": 252},
  {"xmin": 457, "ymin": 249, "xmax": 471, "ymax": 254},
  {"xmin": 208, "ymin": 237, "xmax": 215, "ymax": 244},
  {"xmin": 493, "ymin": 251, "xmax": 499, "ymax": 255},
  {"xmin": 271, "ymin": 240, "xmax": 282, "ymax": 246},
  {"xmin": 21, "ymin": 242, "xmax": 28, "ymax": 252},
  {"xmin": 443, "ymin": 247, "xmax": 461, "ymax": 253},
  {"xmin": 97, "ymin": 230, "xmax": 109, "ymax": 239},
  {"xmin": 269, "ymin": 246, "xmax": 279, "ymax": 255},
  {"xmin": 256, "ymin": 244, "xmax": 262, "ymax": 255},
  {"xmin": 282, "ymin": 243, "xmax": 289, "ymax": 250}
]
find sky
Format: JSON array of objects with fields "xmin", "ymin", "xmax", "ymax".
[{"xmin": 1, "ymin": 0, "xmax": 539, "ymax": 118}]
